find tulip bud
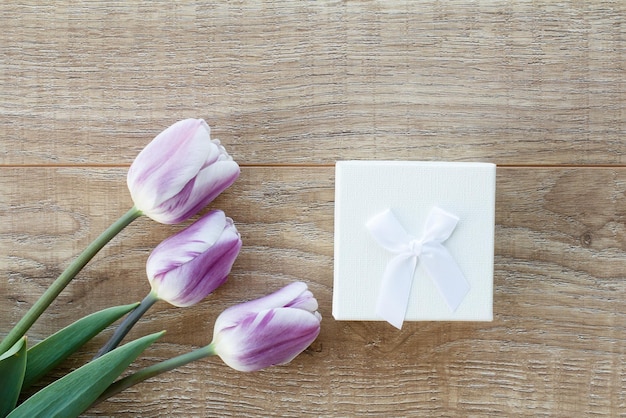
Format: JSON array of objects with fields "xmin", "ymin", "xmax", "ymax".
[
  {"xmin": 127, "ymin": 119, "xmax": 240, "ymax": 224},
  {"xmin": 146, "ymin": 210, "xmax": 242, "ymax": 307},
  {"xmin": 211, "ymin": 282, "xmax": 322, "ymax": 372}
]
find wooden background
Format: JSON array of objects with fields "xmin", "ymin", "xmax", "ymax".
[{"xmin": 1, "ymin": 1, "xmax": 625, "ymax": 416}]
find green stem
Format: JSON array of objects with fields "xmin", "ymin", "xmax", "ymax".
[
  {"xmin": 93, "ymin": 343, "xmax": 216, "ymax": 406},
  {"xmin": 0, "ymin": 206, "xmax": 142, "ymax": 355},
  {"xmin": 93, "ymin": 291, "xmax": 158, "ymax": 359}
]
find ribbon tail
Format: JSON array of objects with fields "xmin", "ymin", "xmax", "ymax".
[
  {"xmin": 375, "ymin": 254, "xmax": 417, "ymax": 329},
  {"xmin": 421, "ymin": 243, "xmax": 470, "ymax": 311}
]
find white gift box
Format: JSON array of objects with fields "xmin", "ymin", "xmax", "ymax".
[{"xmin": 332, "ymin": 161, "xmax": 496, "ymax": 326}]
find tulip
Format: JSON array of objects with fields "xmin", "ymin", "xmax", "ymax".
[
  {"xmin": 211, "ymin": 281, "xmax": 322, "ymax": 372},
  {"xmin": 94, "ymin": 210, "xmax": 242, "ymax": 358},
  {"xmin": 127, "ymin": 118, "xmax": 240, "ymax": 224},
  {"xmin": 94, "ymin": 282, "xmax": 322, "ymax": 406},
  {"xmin": 147, "ymin": 210, "xmax": 242, "ymax": 307}
]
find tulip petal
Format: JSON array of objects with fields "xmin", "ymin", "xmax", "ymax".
[
  {"xmin": 214, "ymin": 282, "xmax": 309, "ymax": 331},
  {"xmin": 173, "ymin": 160, "xmax": 240, "ymax": 224},
  {"xmin": 214, "ymin": 307, "xmax": 321, "ymax": 372},
  {"xmin": 155, "ymin": 232, "xmax": 242, "ymax": 307},
  {"xmin": 146, "ymin": 211, "xmax": 227, "ymax": 280},
  {"xmin": 141, "ymin": 158, "xmax": 239, "ymax": 225},
  {"xmin": 202, "ymin": 138, "xmax": 232, "ymax": 167},
  {"xmin": 138, "ymin": 176, "xmax": 199, "ymax": 224},
  {"xmin": 128, "ymin": 119, "xmax": 211, "ymax": 211},
  {"xmin": 285, "ymin": 290, "xmax": 319, "ymax": 312},
  {"xmin": 158, "ymin": 159, "xmax": 240, "ymax": 224}
]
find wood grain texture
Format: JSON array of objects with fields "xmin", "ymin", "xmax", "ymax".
[
  {"xmin": 2, "ymin": 1, "xmax": 626, "ymax": 417},
  {"xmin": 1, "ymin": 1, "xmax": 625, "ymax": 165},
  {"xmin": 2, "ymin": 167, "xmax": 626, "ymax": 416}
]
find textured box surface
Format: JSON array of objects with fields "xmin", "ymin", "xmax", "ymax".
[{"xmin": 333, "ymin": 161, "xmax": 496, "ymax": 323}]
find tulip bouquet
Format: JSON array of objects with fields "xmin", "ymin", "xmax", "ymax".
[{"xmin": 0, "ymin": 119, "xmax": 321, "ymax": 417}]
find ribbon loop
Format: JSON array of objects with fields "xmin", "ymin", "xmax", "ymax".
[{"xmin": 366, "ymin": 207, "xmax": 470, "ymax": 329}]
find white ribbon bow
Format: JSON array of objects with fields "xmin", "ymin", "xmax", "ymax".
[{"xmin": 366, "ymin": 207, "xmax": 470, "ymax": 329}]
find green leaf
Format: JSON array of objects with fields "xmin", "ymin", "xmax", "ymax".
[
  {"xmin": 0, "ymin": 337, "xmax": 27, "ymax": 418},
  {"xmin": 8, "ymin": 331, "xmax": 164, "ymax": 418},
  {"xmin": 22, "ymin": 303, "xmax": 139, "ymax": 389}
]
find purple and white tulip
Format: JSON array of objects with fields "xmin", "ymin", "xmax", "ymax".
[
  {"xmin": 146, "ymin": 210, "xmax": 242, "ymax": 307},
  {"xmin": 211, "ymin": 282, "xmax": 322, "ymax": 372},
  {"xmin": 127, "ymin": 118, "xmax": 240, "ymax": 224}
]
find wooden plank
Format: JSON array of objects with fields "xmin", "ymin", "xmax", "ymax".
[
  {"xmin": 1, "ymin": 1, "xmax": 625, "ymax": 165},
  {"xmin": 1, "ymin": 166, "xmax": 625, "ymax": 416}
]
